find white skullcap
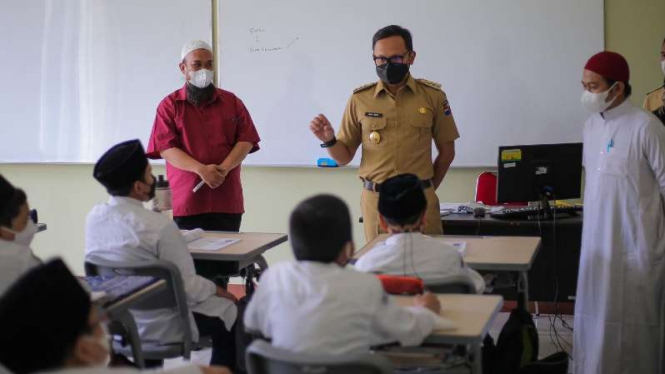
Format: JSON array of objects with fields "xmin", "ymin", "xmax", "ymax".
[{"xmin": 181, "ymin": 40, "xmax": 213, "ymax": 60}]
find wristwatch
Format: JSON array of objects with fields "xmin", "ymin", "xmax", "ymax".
[{"xmin": 320, "ymin": 137, "xmax": 337, "ymax": 148}]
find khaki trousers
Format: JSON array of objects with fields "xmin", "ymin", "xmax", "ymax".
[{"xmin": 360, "ymin": 186, "xmax": 443, "ymax": 242}]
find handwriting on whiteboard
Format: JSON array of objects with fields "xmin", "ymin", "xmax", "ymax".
[{"xmin": 248, "ymin": 27, "xmax": 299, "ymax": 53}]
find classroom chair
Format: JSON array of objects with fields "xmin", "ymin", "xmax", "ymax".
[
  {"xmin": 475, "ymin": 171, "xmax": 528, "ymax": 207},
  {"xmin": 474, "ymin": 172, "xmax": 498, "ymax": 206},
  {"xmin": 246, "ymin": 339, "xmax": 394, "ymax": 374},
  {"xmin": 424, "ymin": 274, "xmax": 476, "ymax": 294},
  {"xmin": 84, "ymin": 258, "xmax": 193, "ymax": 367}
]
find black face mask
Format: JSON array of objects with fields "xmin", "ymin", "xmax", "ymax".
[
  {"xmin": 145, "ymin": 174, "xmax": 157, "ymax": 201},
  {"xmin": 376, "ymin": 62, "xmax": 410, "ymax": 85},
  {"xmin": 186, "ymin": 82, "xmax": 215, "ymax": 106}
]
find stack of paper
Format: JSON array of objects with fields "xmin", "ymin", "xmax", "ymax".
[{"xmin": 182, "ymin": 229, "xmax": 241, "ymax": 251}]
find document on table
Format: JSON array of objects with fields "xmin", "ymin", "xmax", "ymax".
[{"xmin": 182, "ymin": 228, "xmax": 241, "ymax": 251}]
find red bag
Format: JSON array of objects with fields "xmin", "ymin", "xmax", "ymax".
[{"xmin": 376, "ymin": 275, "xmax": 424, "ymax": 295}]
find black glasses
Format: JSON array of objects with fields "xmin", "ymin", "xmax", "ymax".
[{"xmin": 373, "ymin": 51, "xmax": 411, "ymax": 66}]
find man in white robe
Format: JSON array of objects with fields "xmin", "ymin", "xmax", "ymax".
[{"xmin": 575, "ymin": 51, "xmax": 665, "ymax": 374}]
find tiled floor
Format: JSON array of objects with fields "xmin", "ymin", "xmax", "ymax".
[{"xmin": 164, "ymin": 312, "xmax": 575, "ymax": 372}]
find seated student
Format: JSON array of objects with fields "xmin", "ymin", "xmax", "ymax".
[
  {"xmin": 0, "ymin": 174, "xmax": 41, "ymax": 296},
  {"xmin": 354, "ymin": 174, "xmax": 485, "ymax": 293},
  {"xmin": 85, "ymin": 140, "xmax": 238, "ymax": 369},
  {"xmin": 244, "ymin": 194, "xmax": 450, "ymax": 355},
  {"xmin": 0, "ymin": 259, "xmax": 229, "ymax": 374}
]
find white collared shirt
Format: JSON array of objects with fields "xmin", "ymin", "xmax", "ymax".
[
  {"xmin": 244, "ymin": 261, "xmax": 442, "ymax": 355},
  {"xmin": 85, "ymin": 196, "xmax": 237, "ymax": 344},
  {"xmin": 0, "ymin": 239, "xmax": 40, "ymax": 296},
  {"xmin": 354, "ymin": 232, "xmax": 485, "ymax": 293}
]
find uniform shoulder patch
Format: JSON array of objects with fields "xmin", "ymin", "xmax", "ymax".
[
  {"xmin": 646, "ymin": 85, "xmax": 665, "ymax": 95},
  {"xmin": 416, "ymin": 78, "xmax": 442, "ymax": 90},
  {"xmin": 353, "ymin": 82, "xmax": 378, "ymax": 94}
]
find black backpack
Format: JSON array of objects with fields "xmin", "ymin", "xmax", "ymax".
[
  {"xmin": 482, "ymin": 308, "xmax": 568, "ymax": 374},
  {"xmin": 483, "ymin": 307, "xmax": 538, "ymax": 374},
  {"xmin": 235, "ymin": 266, "xmax": 263, "ymax": 374}
]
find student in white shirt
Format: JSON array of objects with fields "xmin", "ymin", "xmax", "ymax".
[
  {"xmin": 354, "ymin": 174, "xmax": 484, "ymax": 293},
  {"xmin": 244, "ymin": 194, "xmax": 448, "ymax": 355},
  {"xmin": 0, "ymin": 174, "xmax": 41, "ymax": 296},
  {"xmin": 85, "ymin": 140, "xmax": 238, "ymax": 369},
  {"xmin": 0, "ymin": 259, "xmax": 231, "ymax": 374}
]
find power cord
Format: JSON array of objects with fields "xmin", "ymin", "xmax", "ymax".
[{"xmin": 549, "ymin": 197, "xmax": 573, "ymax": 359}]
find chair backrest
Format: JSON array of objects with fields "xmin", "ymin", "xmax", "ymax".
[
  {"xmin": 475, "ymin": 171, "xmax": 498, "ymax": 205},
  {"xmin": 246, "ymin": 340, "xmax": 393, "ymax": 374},
  {"xmin": 84, "ymin": 257, "xmax": 192, "ymax": 351},
  {"xmin": 424, "ymin": 274, "xmax": 476, "ymax": 294}
]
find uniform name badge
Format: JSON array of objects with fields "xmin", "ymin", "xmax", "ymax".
[{"xmin": 369, "ymin": 131, "xmax": 381, "ymax": 144}]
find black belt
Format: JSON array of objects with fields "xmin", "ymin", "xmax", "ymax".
[{"xmin": 362, "ymin": 179, "xmax": 433, "ymax": 192}]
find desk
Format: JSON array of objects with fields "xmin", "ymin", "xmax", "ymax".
[
  {"xmin": 98, "ymin": 279, "xmax": 166, "ymax": 317},
  {"xmin": 394, "ymin": 294, "xmax": 503, "ymax": 374},
  {"xmin": 356, "ymin": 234, "xmax": 540, "ymax": 310},
  {"xmin": 191, "ymin": 232, "xmax": 287, "ymax": 282},
  {"xmin": 442, "ymin": 214, "xmax": 582, "ymax": 303},
  {"xmin": 84, "ymin": 277, "xmax": 166, "ymax": 368}
]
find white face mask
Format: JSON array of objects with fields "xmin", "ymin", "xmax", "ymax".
[
  {"xmin": 661, "ymin": 60, "xmax": 665, "ymax": 76},
  {"xmin": 581, "ymin": 83, "xmax": 617, "ymax": 113},
  {"xmin": 188, "ymin": 69, "xmax": 214, "ymax": 88},
  {"xmin": 2, "ymin": 219, "xmax": 37, "ymax": 246}
]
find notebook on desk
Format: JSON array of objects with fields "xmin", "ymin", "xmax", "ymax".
[
  {"xmin": 84, "ymin": 275, "xmax": 159, "ymax": 307},
  {"xmin": 182, "ymin": 228, "xmax": 241, "ymax": 251}
]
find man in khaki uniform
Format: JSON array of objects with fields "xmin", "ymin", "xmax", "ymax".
[
  {"xmin": 643, "ymin": 37, "xmax": 664, "ymax": 124},
  {"xmin": 309, "ymin": 25, "xmax": 458, "ymax": 241}
]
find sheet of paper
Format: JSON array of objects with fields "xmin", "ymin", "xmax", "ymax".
[
  {"xmin": 90, "ymin": 291, "xmax": 108, "ymax": 303},
  {"xmin": 188, "ymin": 238, "xmax": 240, "ymax": 251},
  {"xmin": 182, "ymin": 228, "xmax": 204, "ymax": 243}
]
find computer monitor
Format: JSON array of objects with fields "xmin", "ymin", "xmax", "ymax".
[{"xmin": 497, "ymin": 142, "xmax": 583, "ymax": 205}]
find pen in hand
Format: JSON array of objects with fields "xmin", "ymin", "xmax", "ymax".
[
  {"xmin": 192, "ymin": 180, "xmax": 205, "ymax": 193},
  {"xmin": 193, "ymin": 164, "xmax": 226, "ymax": 193}
]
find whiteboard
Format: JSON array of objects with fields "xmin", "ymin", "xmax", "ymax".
[
  {"xmin": 0, "ymin": 0, "xmax": 211, "ymax": 163},
  {"xmin": 218, "ymin": 0, "xmax": 603, "ymax": 167}
]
